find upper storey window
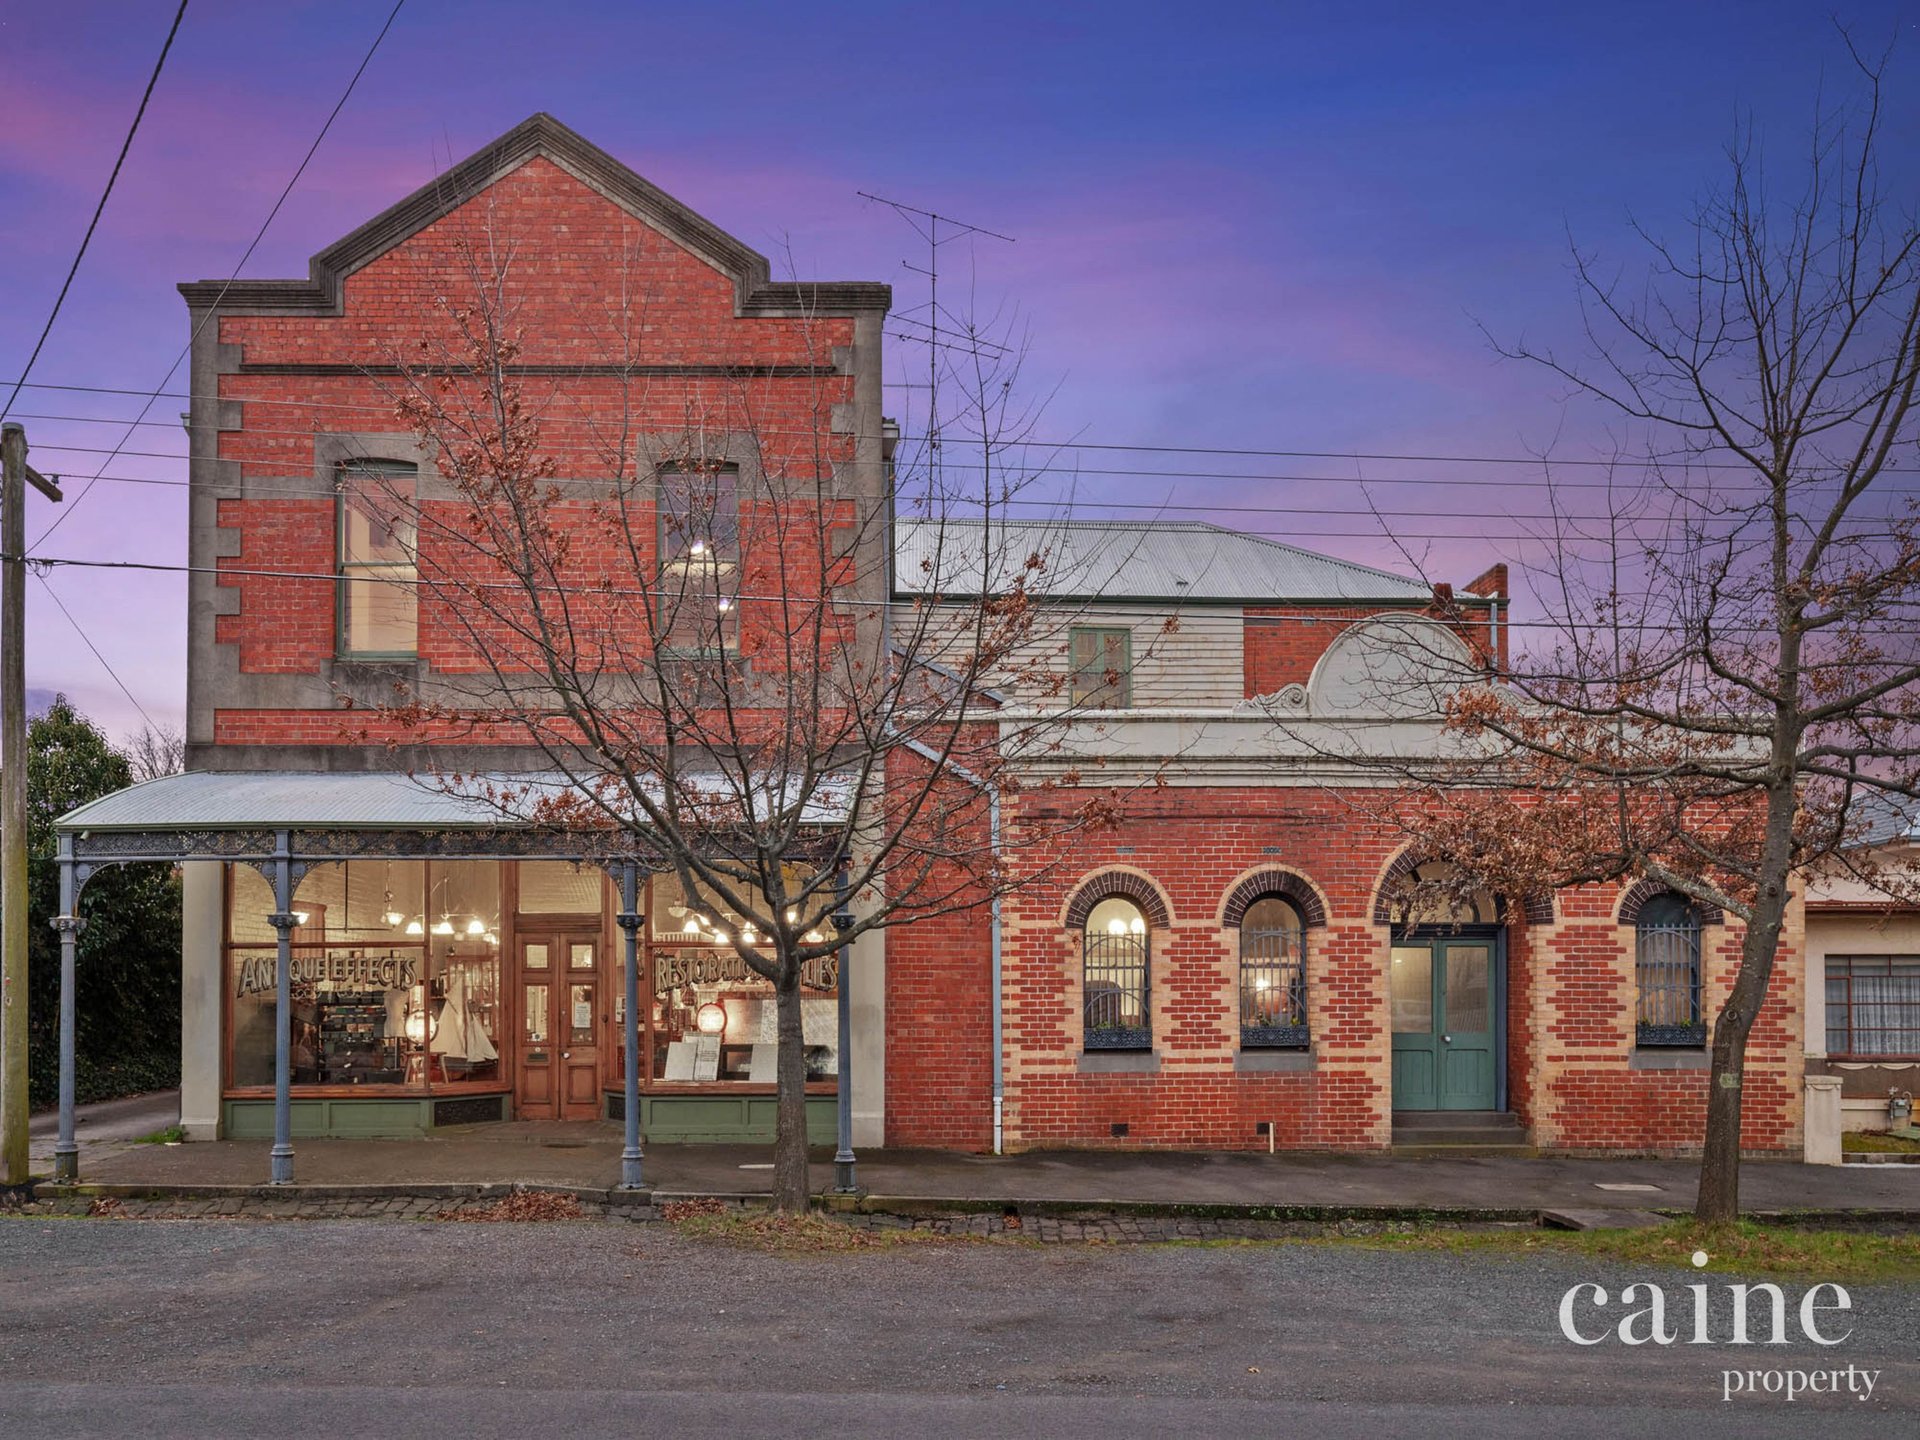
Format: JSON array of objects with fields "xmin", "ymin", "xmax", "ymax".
[
  {"xmin": 1070, "ymin": 625, "xmax": 1132, "ymax": 708},
  {"xmin": 657, "ymin": 464, "xmax": 740, "ymax": 653},
  {"xmin": 337, "ymin": 461, "xmax": 418, "ymax": 659}
]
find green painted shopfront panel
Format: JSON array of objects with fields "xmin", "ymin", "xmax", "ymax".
[
  {"xmin": 224, "ymin": 1098, "xmax": 432, "ymax": 1139},
  {"xmin": 631, "ymin": 1094, "xmax": 838, "ymax": 1144}
]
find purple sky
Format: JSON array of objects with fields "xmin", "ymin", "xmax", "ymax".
[{"xmin": 2, "ymin": 1, "xmax": 1915, "ymax": 739}]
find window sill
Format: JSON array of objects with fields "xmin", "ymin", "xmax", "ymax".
[
  {"xmin": 1629, "ymin": 1049, "xmax": 1710, "ymax": 1071},
  {"xmin": 1825, "ymin": 1055, "xmax": 1920, "ymax": 1065},
  {"xmin": 1235, "ymin": 1049, "xmax": 1314, "ymax": 1073},
  {"xmin": 1077, "ymin": 1050, "xmax": 1160, "ymax": 1075}
]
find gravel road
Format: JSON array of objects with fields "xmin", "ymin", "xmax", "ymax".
[{"xmin": 2, "ymin": 1217, "xmax": 1913, "ymax": 1438}]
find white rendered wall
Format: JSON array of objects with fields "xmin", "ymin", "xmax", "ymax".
[{"xmin": 179, "ymin": 862, "xmax": 223, "ymax": 1140}]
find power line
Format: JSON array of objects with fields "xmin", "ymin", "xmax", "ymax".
[
  {"xmin": 12, "ymin": 379, "xmax": 1920, "ymax": 477},
  {"xmin": 22, "ymin": 428, "xmax": 1920, "ymax": 501},
  {"xmin": 19, "ymin": 553, "xmax": 1920, "ymax": 637},
  {"xmin": 33, "ymin": 573, "xmax": 158, "ymax": 732},
  {"xmin": 34, "ymin": 0, "xmax": 405, "ymax": 549},
  {"xmin": 18, "ymin": 463, "xmax": 1915, "ymax": 541},
  {"xmin": 0, "ymin": 2, "xmax": 189, "ymax": 424}
]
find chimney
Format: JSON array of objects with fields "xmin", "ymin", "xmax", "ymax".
[{"xmin": 1463, "ymin": 564, "xmax": 1508, "ymax": 672}]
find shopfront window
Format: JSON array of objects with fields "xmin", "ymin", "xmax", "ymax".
[
  {"xmin": 517, "ymin": 860, "xmax": 604, "ymax": 914},
  {"xmin": 645, "ymin": 869, "xmax": 837, "ymax": 1084},
  {"xmin": 226, "ymin": 859, "xmax": 503, "ymax": 1092}
]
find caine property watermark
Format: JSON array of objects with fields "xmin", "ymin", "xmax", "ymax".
[{"xmin": 1556, "ymin": 1248, "xmax": 1880, "ymax": 1403}]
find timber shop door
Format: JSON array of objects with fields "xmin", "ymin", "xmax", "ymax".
[{"xmin": 515, "ymin": 932, "xmax": 603, "ymax": 1120}]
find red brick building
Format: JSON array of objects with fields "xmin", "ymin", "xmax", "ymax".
[
  {"xmin": 49, "ymin": 116, "xmax": 1807, "ymax": 1170},
  {"xmin": 885, "ymin": 521, "xmax": 1805, "ymax": 1155}
]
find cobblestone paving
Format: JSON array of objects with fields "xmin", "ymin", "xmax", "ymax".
[{"xmin": 11, "ymin": 1191, "xmax": 1460, "ymax": 1242}]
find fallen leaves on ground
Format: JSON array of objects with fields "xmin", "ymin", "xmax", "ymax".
[
  {"xmin": 666, "ymin": 1206, "xmax": 968, "ymax": 1254},
  {"xmin": 435, "ymin": 1191, "xmax": 584, "ymax": 1223}
]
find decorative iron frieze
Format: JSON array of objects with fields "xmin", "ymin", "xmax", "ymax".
[
  {"xmin": 289, "ymin": 827, "xmax": 612, "ymax": 860},
  {"xmin": 72, "ymin": 827, "xmax": 278, "ymax": 862}
]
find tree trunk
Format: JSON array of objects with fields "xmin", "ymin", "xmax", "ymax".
[
  {"xmin": 1695, "ymin": 903, "xmax": 1786, "ymax": 1222},
  {"xmin": 770, "ymin": 965, "xmax": 810, "ymax": 1214}
]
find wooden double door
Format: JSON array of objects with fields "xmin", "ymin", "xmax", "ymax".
[
  {"xmin": 1390, "ymin": 934, "xmax": 1499, "ymax": 1111},
  {"xmin": 515, "ymin": 929, "xmax": 603, "ymax": 1120}
]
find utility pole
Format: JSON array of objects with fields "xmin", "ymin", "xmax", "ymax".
[{"xmin": 2, "ymin": 423, "xmax": 62, "ymax": 1187}]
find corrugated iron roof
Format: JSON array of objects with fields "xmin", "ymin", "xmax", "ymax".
[
  {"xmin": 56, "ymin": 770, "xmax": 851, "ymax": 832},
  {"xmin": 894, "ymin": 518, "xmax": 1432, "ymax": 602}
]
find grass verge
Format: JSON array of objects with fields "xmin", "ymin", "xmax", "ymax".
[
  {"xmin": 1312, "ymin": 1219, "xmax": 1920, "ymax": 1282},
  {"xmin": 133, "ymin": 1125, "xmax": 186, "ymax": 1145},
  {"xmin": 1843, "ymin": 1130, "xmax": 1920, "ymax": 1154}
]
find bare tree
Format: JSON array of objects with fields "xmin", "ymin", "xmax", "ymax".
[
  {"xmin": 124, "ymin": 722, "xmax": 185, "ymax": 783},
  {"xmin": 1290, "ymin": 42, "xmax": 1920, "ymax": 1220},
  {"xmin": 351, "ymin": 216, "xmax": 1164, "ymax": 1211}
]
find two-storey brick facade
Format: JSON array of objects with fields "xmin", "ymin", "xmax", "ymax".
[{"xmin": 47, "ymin": 115, "xmax": 1807, "ymax": 1165}]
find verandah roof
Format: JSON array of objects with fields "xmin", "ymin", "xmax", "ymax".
[
  {"xmin": 55, "ymin": 769, "xmax": 853, "ymax": 834},
  {"xmin": 53, "ymin": 770, "xmax": 853, "ymax": 874}
]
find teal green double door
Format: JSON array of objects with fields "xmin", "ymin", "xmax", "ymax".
[{"xmin": 1390, "ymin": 935, "xmax": 1499, "ymax": 1111}]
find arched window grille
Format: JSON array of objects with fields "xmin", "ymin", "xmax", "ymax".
[
  {"xmin": 1636, "ymin": 893, "xmax": 1705, "ymax": 1046},
  {"xmin": 1083, "ymin": 896, "xmax": 1150, "ymax": 1050},
  {"xmin": 1240, "ymin": 896, "xmax": 1308, "ymax": 1048}
]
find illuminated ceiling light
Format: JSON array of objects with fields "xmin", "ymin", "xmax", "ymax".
[
  {"xmin": 683, "ymin": 917, "xmax": 702, "ymax": 936},
  {"xmin": 1106, "ymin": 917, "xmax": 1127, "ymax": 935},
  {"xmin": 432, "ymin": 918, "xmax": 455, "ymax": 936},
  {"xmin": 1128, "ymin": 917, "xmax": 1146, "ymax": 935},
  {"xmin": 466, "ymin": 917, "xmax": 487, "ymax": 936},
  {"xmin": 292, "ymin": 911, "xmax": 309, "ymax": 926},
  {"xmin": 405, "ymin": 919, "xmax": 424, "ymax": 937},
  {"xmin": 804, "ymin": 930, "xmax": 824, "ymax": 944},
  {"xmin": 689, "ymin": 539, "xmax": 706, "ymax": 556},
  {"xmin": 711, "ymin": 930, "xmax": 729, "ymax": 945},
  {"xmin": 716, "ymin": 597, "xmax": 734, "ymax": 613},
  {"xmin": 785, "ymin": 908, "xmax": 798, "ymax": 923}
]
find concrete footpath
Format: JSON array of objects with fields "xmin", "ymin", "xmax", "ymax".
[{"xmin": 20, "ymin": 1094, "xmax": 1918, "ymax": 1222}]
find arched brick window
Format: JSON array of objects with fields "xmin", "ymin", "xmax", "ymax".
[
  {"xmin": 1239, "ymin": 895, "xmax": 1308, "ymax": 1048},
  {"xmin": 1635, "ymin": 892, "xmax": 1706, "ymax": 1047},
  {"xmin": 1082, "ymin": 896, "xmax": 1151, "ymax": 1051}
]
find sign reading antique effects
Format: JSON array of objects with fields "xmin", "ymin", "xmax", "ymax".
[
  {"xmin": 234, "ymin": 950, "xmax": 421, "ymax": 998},
  {"xmin": 654, "ymin": 949, "xmax": 837, "ymax": 995}
]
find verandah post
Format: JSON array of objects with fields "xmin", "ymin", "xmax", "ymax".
[
  {"xmin": 615, "ymin": 860, "xmax": 644, "ymax": 1190},
  {"xmin": 51, "ymin": 836, "xmax": 81, "ymax": 1182},
  {"xmin": 832, "ymin": 869, "xmax": 856, "ymax": 1195},
  {"xmin": 266, "ymin": 832, "xmax": 298, "ymax": 1186}
]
